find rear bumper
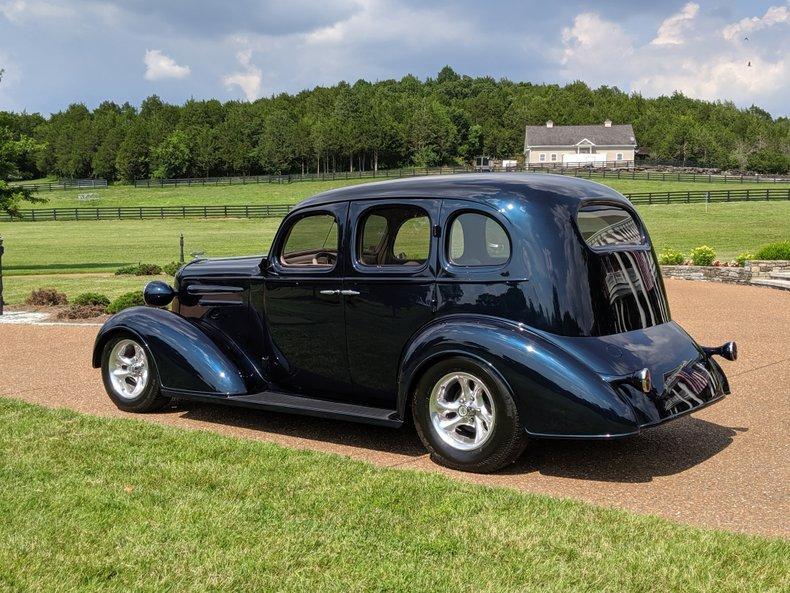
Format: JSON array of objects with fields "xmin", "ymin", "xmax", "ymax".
[{"xmin": 525, "ymin": 355, "xmax": 730, "ymax": 440}]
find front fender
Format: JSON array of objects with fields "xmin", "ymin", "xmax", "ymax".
[
  {"xmin": 398, "ymin": 315, "xmax": 640, "ymax": 438},
  {"xmin": 92, "ymin": 307, "xmax": 247, "ymax": 396}
]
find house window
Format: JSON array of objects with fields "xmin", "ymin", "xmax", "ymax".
[
  {"xmin": 550, "ymin": 153, "xmax": 557, "ymax": 162},
  {"xmin": 539, "ymin": 153, "xmax": 546, "ymax": 162},
  {"xmin": 616, "ymin": 153, "xmax": 624, "ymax": 161}
]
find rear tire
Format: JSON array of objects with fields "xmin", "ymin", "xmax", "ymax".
[
  {"xmin": 101, "ymin": 334, "xmax": 170, "ymax": 412},
  {"xmin": 412, "ymin": 357, "xmax": 528, "ymax": 473}
]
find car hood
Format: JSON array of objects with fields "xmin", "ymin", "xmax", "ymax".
[{"xmin": 179, "ymin": 255, "xmax": 265, "ymax": 280}]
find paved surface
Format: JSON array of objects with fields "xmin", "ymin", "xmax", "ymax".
[{"xmin": 1, "ymin": 279, "xmax": 787, "ymax": 537}]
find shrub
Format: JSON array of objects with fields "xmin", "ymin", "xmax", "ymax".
[
  {"xmin": 162, "ymin": 261, "xmax": 183, "ymax": 276},
  {"xmin": 115, "ymin": 263, "xmax": 163, "ymax": 276},
  {"xmin": 106, "ymin": 291, "xmax": 145, "ymax": 314},
  {"xmin": 25, "ymin": 287, "xmax": 68, "ymax": 306},
  {"xmin": 658, "ymin": 249, "xmax": 685, "ymax": 265},
  {"xmin": 57, "ymin": 304, "xmax": 106, "ymax": 319},
  {"xmin": 71, "ymin": 292, "xmax": 110, "ymax": 308},
  {"xmin": 735, "ymin": 252, "xmax": 753, "ymax": 267},
  {"xmin": 746, "ymin": 149, "xmax": 790, "ymax": 175},
  {"xmin": 754, "ymin": 241, "xmax": 790, "ymax": 261},
  {"xmin": 690, "ymin": 245, "xmax": 716, "ymax": 266}
]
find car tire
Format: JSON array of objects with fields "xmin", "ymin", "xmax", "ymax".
[
  {"xmin": 101, "ymin": 333, "xmax": 170, "ymax": 412},
  {"xmin": 412, "ymin": 356, "xmax": 528, "ymax": 473}
]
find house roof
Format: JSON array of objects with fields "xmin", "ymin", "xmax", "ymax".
[{"xmin": 525, "ymin": 124, "xmax": 636, "ymax": 147}]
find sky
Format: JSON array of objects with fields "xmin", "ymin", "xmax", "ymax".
[{"xmin": 0, "ymin": 0, "xmax": 788, "ymax": 117}]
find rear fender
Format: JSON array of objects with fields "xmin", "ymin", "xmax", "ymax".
[
  {"xmin": 92, "ymin": 307, "xmax": 249, "ymax": 395},
  {"xmin": 398, "ymin": 315, "xmax": 640, "ymax": 438}
]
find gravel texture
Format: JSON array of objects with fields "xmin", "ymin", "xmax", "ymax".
[{"xmin": 0, "ymin": 278, "xmax": 787, "ymax": 537}]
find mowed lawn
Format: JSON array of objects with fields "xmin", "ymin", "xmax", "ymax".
[
  {"xmin": 1, "ymin": 201, "xmax": 789, "ymax": 303},
  {"xmin": 0, "ymin": 399, "xmax": 786, "ymax": 592},
  {"xmin": 21, "ymin": 176, "xmax": 790, "ymax": 210}
]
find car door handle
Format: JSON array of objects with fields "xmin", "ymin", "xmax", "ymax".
[
  {"xmin": 340, "ymin": 290, "xmax": 360, "ymax": 296},
  {"xmin": 319, "ymin": 289, "xmax": 340, "ymax": 295}
]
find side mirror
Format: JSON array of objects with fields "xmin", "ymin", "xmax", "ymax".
[
  {"xmin": 143, "ymin": 281, "xmax": 175, "ymax": 307},
  {"xmin": 702, "ymin": 341, "xmax": 737, "ymax": 361}
]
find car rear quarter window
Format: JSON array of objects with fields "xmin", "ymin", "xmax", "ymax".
[
  {"xmin": 576, "ymin": 205, "xmax": 643, "ymax": 248},
  {"xmin": 448, "ymin": 212, "xmax": 510, "ymax": 266}
]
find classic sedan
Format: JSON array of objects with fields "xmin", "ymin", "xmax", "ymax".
[{"xmin": 93, "ymin": 174, "xmax": 737, "ymax": 473}]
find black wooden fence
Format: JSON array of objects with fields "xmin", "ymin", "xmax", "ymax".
[
  {"xmin": 2, "ymin": 188, "xmax": 788, "ymax": 222},
  {"xmin": 0, "ymin": 204, "xmax": 293, "ymax": 222},
  {"xmin": 11, "ymin": 179, "xmax": 108, "ymax": 192},
  {"xmin": 133, "ymin": 165, "xmax": 790, "ymax": 188}
]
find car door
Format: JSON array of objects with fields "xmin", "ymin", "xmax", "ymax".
[
  {"xmin": 263, "ymin": 202, "xmax": 353, "ymax": 400},
  {"xmin": 344, "ymin": 199, "xmax": 440, "ymax": 409}
]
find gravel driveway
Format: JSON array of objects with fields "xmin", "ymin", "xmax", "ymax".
[{"xmin": 1, "ymin": 278, "xmax": 787, "ymax": 537}]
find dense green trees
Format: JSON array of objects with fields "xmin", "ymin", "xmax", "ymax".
[{"xmin": 2, "ymin": 68, "xmax": 788, "ymax": 181}]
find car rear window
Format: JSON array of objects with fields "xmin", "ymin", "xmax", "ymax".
[{"xmin": 576, "ymin": 205, "xmax": 643, "ymax": 248}]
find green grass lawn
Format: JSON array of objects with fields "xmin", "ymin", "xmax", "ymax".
[
  {"xmin": 0, "ymin": 399, "xmax": 786, "ymax": 592},
  {"xmin": 22, "ymin": 177, "xmax": 790, "ymax": 210},
  {"xmin": 1, "ymin": 273, "xmax": 169, "ymax": 304},
  {"xmin": 1, "ymin": 201, "xmax": 788, "ymax": 303}
]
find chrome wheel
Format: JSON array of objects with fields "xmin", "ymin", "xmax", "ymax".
[
  {"xmin": 108, "ymin": 339, "xmax": 149, "ymax": 400},
  {"xmin": 429, "ymin": 371, "xmax": 496, "ymax": 451}
]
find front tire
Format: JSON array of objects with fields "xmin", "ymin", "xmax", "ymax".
[
  {"xmin": 412, "ymin": 357, "xmax": 528, "ymax": 473},
  {"xmin": 101, "ymin": 334, "xmax": 170, "ymax": 412}
]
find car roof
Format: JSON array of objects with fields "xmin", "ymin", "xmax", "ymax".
[{"xmin": 294, "ymin": 173, "xmax": 629, "ymax": 211}]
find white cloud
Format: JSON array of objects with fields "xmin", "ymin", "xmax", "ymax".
[
  {"xmin": 223, "ymin": 49, "xmax": 262, "ymax": 101},
  {"xmin": 722, "ymin": 5, "xmax": 789, "ymax": 40},
  {"xmin": 559, "ymin": 4, "xmax": 788, "ymax": 110},
  {"xmin": 143, "ymin": 49, "xmax": 191, "ymax": 81},
  {"xmin": 561, "ymin": 13, "xmax": 634, "ymax": 67},
  {"xmin": 651, "ymin": 2, "xmax": 699, "ymax": 46},
  {"xmin": 0, "ymin": 0, "xmax": 72, "ymax": 22}
]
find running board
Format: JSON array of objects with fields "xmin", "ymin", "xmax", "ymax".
[{"xmin": 164, "ymin": 389, "xmax": 403, "ymax": 427}]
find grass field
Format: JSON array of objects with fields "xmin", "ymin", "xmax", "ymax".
[
  {"xmin": 0, "ymin": 398, "xmax": 786, "ymax": 592},
  {"xmin": 1, "ymin": 201, "xmax": 789, "ymax": 303},
  {"xmin": 22, "ymin": 177, "xmax": 790, "ymax": 210}
]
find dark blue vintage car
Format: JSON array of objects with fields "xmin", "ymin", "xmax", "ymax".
[{"xmin": 93, "ymin": 174, "xmax": 737, "ymax": 472}]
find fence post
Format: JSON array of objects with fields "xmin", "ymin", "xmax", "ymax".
[
  {"xmin": 179, "ymin": 234, "xmax": 185, "ymax": 263},
  {"xmin": 0, "ymin": 236, "xmax": 4, "ymax": 315}
]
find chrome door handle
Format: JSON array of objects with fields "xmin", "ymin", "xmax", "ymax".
[
  {"xmin": 319, "ymin": 289, "xmax": 340, "ymax": 295},
  {"xmin": 340, "ymin": 290, "xmax": 360, "ymax": 296}
]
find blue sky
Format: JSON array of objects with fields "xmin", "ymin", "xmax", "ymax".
[{"xmin": 1, "ymin": 1, "xmax": 788, "ymax": 116}]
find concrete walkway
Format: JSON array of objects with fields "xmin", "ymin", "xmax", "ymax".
[{"xmin": 0, "ymin": 278, "xmax": 787, "ymax": 537}]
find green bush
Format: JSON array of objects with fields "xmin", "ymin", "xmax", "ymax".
[
  {"xmin": 658, "ymin": 249, "xmax": 685, "ymax": 265},
  {"xmin": 746, "ymin": 149, "xmax": 790, "ymax": 175},
  {"xmin": 690, "ymin": 245, "xmax": 716, "ymax": 266},
  {"xmin": 735, "ymin": 252, "xmax": 753, "ymax": 267},
  {"xmin": 754, "ymin": 241, "xmax": 790, "ymax": 261},
  {"xmin": 106, "ymin": 291, "xmax": 145, "ymax": 314},
  {"xmin": 162, "ymin": 261, "xmax": 183, "ymax": 276},
  {"xmin": 25, "ymin": 287, "xmax": 68, "ymax": 306},
  {"xmin": 71, "ymin": 292, "xmax": 110, "ymax": 307},
  {"xmin": 115, "ymin": 263, "xmax": 163, "ymax": 276}
]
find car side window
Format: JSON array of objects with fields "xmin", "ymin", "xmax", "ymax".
[
  {"xmin": 280, "ymin": 213, "xmax": 338, "ymax": 268},
  {"xmin": 448, "ymin": 212, "xmax": 511, "ymax": 266},
  {"xmin": 357, "ymin": 205, "xmax": 430, "ymax": 267}
]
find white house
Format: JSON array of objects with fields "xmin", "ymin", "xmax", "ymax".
[{"xmin": 523, "ymin": 120, "xmax": 637, "ymax": 166}]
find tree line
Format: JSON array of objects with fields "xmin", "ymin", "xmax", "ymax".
[{"xmin": 2, "ymin": 67, "xmax": 789, "ymax": 184}]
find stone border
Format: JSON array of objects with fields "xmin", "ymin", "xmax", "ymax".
[
  {"xmin": 661, "ymin": 260, "xmax": 790, "ymax": 287},
  {"xmin": 744, "ymin": 260, "xmax": 790, "ymax": 278},
  {"xmin": 661, "ymin": 265, "xmax": 751, "ymax": 284}
]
